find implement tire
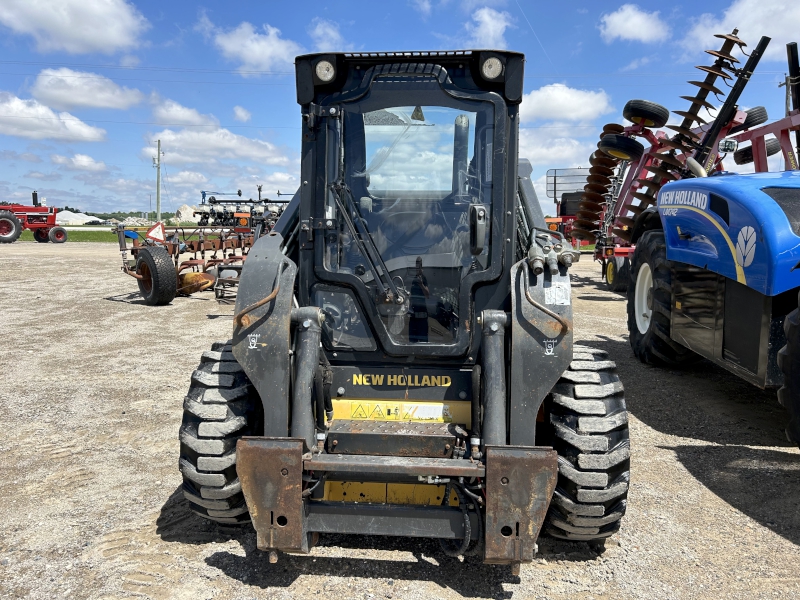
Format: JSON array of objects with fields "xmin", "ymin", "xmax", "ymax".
[
  {"xmin": 605, "ymin": 257, "xmax": 629, "ymax": 292},
  {"xmin": 0, "ymin": 211, "xmax": 22, "ymax": 244},
  {"xmin": 598, "ymin": 134, "xmax": 644, "ymax": 162},
  {"xmin": 778, "ymin": 305, "xmax": 800, "ymax": 446},
  {"xmin": 733, "ymin": 137, "xmax": 781, "ymax": 165},
  {"xmin": 178, "ymin": 341, "xmax": 262, "ymax": 524},
  {"xmin": 623, "ymin": 99, "xmax": 670, "ymax": 128},
  {"xmin": 544, "ymin": 346, "xmax": 629, "ymax": 542},
  {"xmin": 627, "ymin": 230, "xmax": 698, "ymax": 366},
  {"xmin": 136, "ymin": 246, "xmax": 177, "ymax": 306}
]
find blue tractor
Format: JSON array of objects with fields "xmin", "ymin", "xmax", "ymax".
[
  {"xmin": 622, "ymin": 39, "xmax": 800, "ymax": 443},
  {"xmin": 629, "ymin": 172, "xmax": 800, "ymax": 442}
]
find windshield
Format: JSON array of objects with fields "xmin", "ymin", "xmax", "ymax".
[{"xmin": 321, "ymin": 76, "xmax": 495, "ymax": 346}]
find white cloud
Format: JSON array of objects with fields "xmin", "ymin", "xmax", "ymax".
[
  {"xmin": 143, "ymin": 128, "xmax": 291, "ymax": 168},
  {"xmin": 31, "ymin": 68, "xmax": 144, "ymax": 111},
  {"xmin": 411, "ymin": 0, "xmax": 432, "ymax": 17},
  {"xmin": 164, "ymin": 170, "xmax": 209, "ymax": 187},
  {"xmin": 233, "ymin": 106, "xmax": 252, "ymax": 123},
  {"xmin": 25, "ymin": 171, "xmax": 62, "ymax": 181},
  {"xmin": 681, "ymin": 0, "xmax": 800, "ymax": 61},
  {"xmin": 0, "ymin": 92, "xmax": 105, "ymax": 142},
  {"xmin": 308, "ymin": 18, "xmax": 349, "ymax": 52},
  {"xmin": 152, "ymin": 99, "xmax": 218, "ymax": 127},
  {"xmin": 620, "ymin": 56, "xmax": 652, "ymax": 71},
  {"xmin": 52, "ymin": 153, "xmax": 107, "ymax": 172},
  {"xmin": 0, "ymin": 0, "xmax": 149, "ymax": 54},
  {"xmin": 197, "ymin": 14, "xmax": 302, "ymax": 74},
  {"xmin": 465, "ymin": 7, "xmax": 513, "ymax": 49},
  {"xmin": 0, "ymin": 150, "xmax": 42, "ymax": 162},
  {"xmin": 519, "ymin": 128, "xmax": 595, "ymax": 168},
  {"xmin": 120, "ymin": 55, "xmax": 140, "ymax": 67},
  {"xmin": 520, "ymin": 84, "xmax": 614, "ymax": 123},
  {"xmin": 599, "ymin": 4, "xmax": 670, "ymax": 44}
]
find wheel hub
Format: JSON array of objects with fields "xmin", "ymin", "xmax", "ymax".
[
  {"xmin": 0, "ymin": 219, "xmax": 12, "ymax": 236},
  {"xmin": 634, "ymin": 263, "xmax": 654, "ymax": 335}
]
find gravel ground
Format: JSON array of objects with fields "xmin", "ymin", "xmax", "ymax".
[{"xmin": 1, "ymin": 242, "xmax": 799, "ymax": 600}]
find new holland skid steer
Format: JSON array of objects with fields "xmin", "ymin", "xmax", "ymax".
[{"xmin": 178, "ymin": 50, "xmax": 630, "ymax": 572}]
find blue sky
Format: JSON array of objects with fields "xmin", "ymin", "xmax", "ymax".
[{"xmin": 0, "ymin": 0, "xmax": 797, "ymax": 215}]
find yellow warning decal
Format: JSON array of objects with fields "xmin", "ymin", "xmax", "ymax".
[{"xmin": 332, "ymin": 399, "xmax": 471, "ymax": 425}]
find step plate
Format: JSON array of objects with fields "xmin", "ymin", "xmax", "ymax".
[{"xmin": 326, "ymin": 420, "xmax": 468, "ymax": 457}]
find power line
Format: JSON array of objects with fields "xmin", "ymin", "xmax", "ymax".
[{"xmin": 515, "ymin": 0, "xmax": 558, "ymax": 75}]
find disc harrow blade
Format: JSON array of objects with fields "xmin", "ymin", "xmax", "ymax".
[
  {"xmin": 680, "ymin": 95, "xmax": 716, "ymax": 110},
  {"xmin": 634, "ymin": 178, "xmax": 663, "ymax": 191},
  {"xmin": 589, "ymin": 164, "xmax": 615, "ymax": 177},
  {"xmin": 632, "ymin": 192, "xmax": 657, "ymax": 205},
  {"xmin": 590, "ymin": 153, "xmax": 617, "ymax": 168},
  {"xmin": 654, "ymin": 153, "xmax": 684, "ymax": 168},
  {"xmin": 705, "ymin": 49, "xmax": 740, "ymax": 63},
  {"xmin": 584, "ymin": 183, "xmax": 608, "ymax": 195},
  {"xmin": 688, "ymin": 80, "xmax": 725, "ymax": 96},
  {"xmin": 571, "ymin": 228, "xmax": 596, "ymax": 240},
  {"xmin": 612, "ymin": 228, "xmax": 632, "ymax": 242},
  {"xmin": 616, "ymin": 216, "xmax": 636, "ymax": 228},
  {"xmin": 714, "ymin": 32, "xmax": 747, "ymax": 47},
  {"xmin": 672, "ymin": 110, "xmax": 707, "ymax": 124},
  {"xmin": 642, "ymin": 165, "xmax": 678, "ymax": 181},
  {"xmin": 587, "ymin": 174, "xmax": 612, "ymax": 187},
  {"xmin": 666, "ymin": 125, "xmax": 701, "ymax": 140}
]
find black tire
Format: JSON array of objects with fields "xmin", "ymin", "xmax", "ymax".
[
  {"xmin": 729, "ymin": 106, "xmax": 768, "ymax": 134},
  {"xmin": 623, "ymin": 99, "xmax": 670, "ymax": 128},
  {"xmin": 599, "ymin": 134, "xmax": 645, "ymax": 162},
  {"xmin": 544, "ymin": 346, "xmax": 629, "ymax": 542},
  {"xmin": 627, "ymin": 231, "xmax": 698, "ymax": 366},
  {"xmin": 179, "ymin": 341, "xmax": 262, "ymax": 524},
  {"xmin": 778, "ymin": 304, "xmax": 800, "ymax": 446},
  {"xmin": 33, "ymin": 229, "xmax": 50, "ymax": 243},
  {"xmin": 733, "ymin": 137, "xmax": 781, "ymax": 165},
  {"xmin": 0, "ymin": 211, "xmax": 22, "ymax": 244},
  {"xmin": 136, "ymin": 246, "xmax": 177, "ymax": 306},
  {"xmin": 48, "ymin": 226, "xmax": 68, "ymax": 243},
  {"xmin": 605, "ymin": 256, "xmax": 630, "ymax": 292}
]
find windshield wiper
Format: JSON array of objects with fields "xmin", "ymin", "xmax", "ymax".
[{"xmin": 330, "ymin": 182, "xmax": 404, "ymax": 306}]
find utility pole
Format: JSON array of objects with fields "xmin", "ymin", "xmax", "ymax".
[{"xmin": 152, "ymin": 139, "xmax": 162, "ymax": 222}]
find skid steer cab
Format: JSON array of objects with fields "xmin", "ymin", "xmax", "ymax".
[{"xmin": 178, "ymin": 50, "xmax": 630, "ymax": 573}]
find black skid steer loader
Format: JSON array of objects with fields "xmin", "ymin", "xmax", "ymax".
[{"xmin": 178, "ymin": 50, "xmax": 630, "ymax": 573}]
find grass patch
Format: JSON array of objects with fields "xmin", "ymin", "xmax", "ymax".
[{"xmin": 20, "ymin": 229, "xmax": 118, "ymax": 243}]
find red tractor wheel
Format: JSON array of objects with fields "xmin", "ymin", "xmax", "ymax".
[
  {"xmin": 0, "ymin": 211, "xmax": 23, "ymax": 243},
  {"xmin": 33, "ymin": 229, "xmax": 50, "ymax": 243},
  {"xmin": 48, "ymin": 227, "xmax": 68, "ymax": 243}
]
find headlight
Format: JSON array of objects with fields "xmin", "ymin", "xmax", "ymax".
[
  {"xmin": 239, "ymin": 217, "xmax": 249, "ymax": 226},
  {"xmin": 315, "ymin": 60, "xmax": 335, "ymax": 82},
  {"xmin": 481, "ymin": 57, "xmax": 503, "ymax": 80}
]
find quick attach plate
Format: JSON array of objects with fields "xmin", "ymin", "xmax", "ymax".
[
  {"xmin": 483, "ymin": 445, "xmax": 558, "ymax": 564},
  {"xmin": 326, "ymin": 421, "xmax": 467, "ymax": 457}
]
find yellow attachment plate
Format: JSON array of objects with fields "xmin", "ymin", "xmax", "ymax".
[
  {"xmin": 331, "ymin": 399, "xmax": 471, "ymax": 425},
  {"xmin": 324, "ymin": 481, "xmax": 459, "ymax": 505}
]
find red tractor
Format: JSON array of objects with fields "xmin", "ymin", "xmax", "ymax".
[{"xmin": 0, "ymin": 192, "xmax": 67, "ymax": 244}]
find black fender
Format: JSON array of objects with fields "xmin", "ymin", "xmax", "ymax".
[{"xmin": 630, "ymin": 206, "xmax": 663, "ymax": 244}]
